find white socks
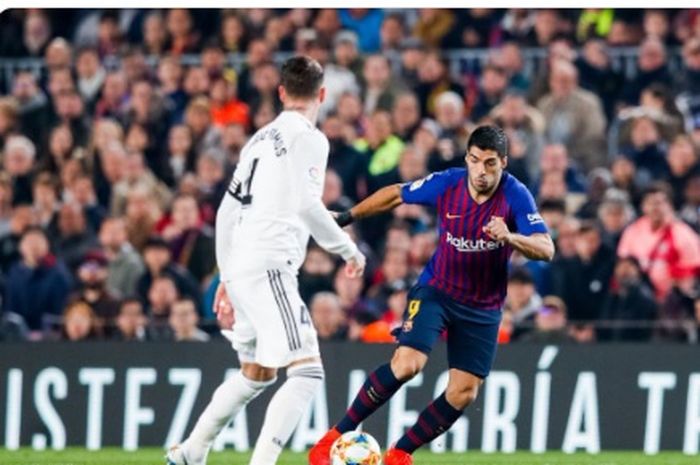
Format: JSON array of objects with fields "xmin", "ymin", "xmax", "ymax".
[
  {"xmin": 248, "ymin": 363, "xmax": 325, "ymax": 465},
  {"xmin": 182, "ymin": 371, "xmax": 275, "ymax": 464}
]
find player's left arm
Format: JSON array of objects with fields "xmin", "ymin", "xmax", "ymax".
[{"xmin": 483, "ymin": 184, "xmax": 555, "ymax": 262}]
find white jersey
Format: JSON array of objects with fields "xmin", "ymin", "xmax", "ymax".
[{"xmin": 216, "ymin": 110, "xmax": 358, "ymax": 281}]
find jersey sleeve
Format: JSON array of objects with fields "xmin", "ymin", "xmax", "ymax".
[
  {"xmin": 294, "ymin": 131, "xmax": 359, "ymax": 261},
  {"xmin": 400, "ymin": 169, "xmax": 459, "ymax": 207},
  {"xmin": 510, "ymin": 182, "xmax": 549, "ymax": 236}
]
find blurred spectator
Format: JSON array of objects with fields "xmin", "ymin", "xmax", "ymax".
[
  {"xmin": 54, "ymin": 201, "xmax": 98, "ymax": 272},
  {"xmin": 667, "ymin": 135, "xmax": 700, "ymax": 208},
  {"xmin": 11, "ymin": 72, "xmax": 51, "ymax": 147},
  {"xmin": 169, "ymin": 298, "xmax": 210, "ymax": 342},
  {"xmin": 209, "ymin": 75, "xmax": 250, "ymax": 130},
  {"xmin": 619, "ymin": 115, "xmax": 670, "ymax": 187},
  {"xmin": 339, "ymin": 9, "xmax": 383, "ymax": 52},
  {"xmin": 413, "ymin": 9, "xmax": 454, "ymax": 48},
  {"xmin": 166, "ymin": 9, "xmax": 201, "ymax": 55},
  {"xmin": 413, "ymin": 51, "xmax": 465, "ymax": 118},
  {"xmin": 471, "ymin": 63, "xmax": 509, "ymax": 121},
  {"xmin": 4, "ymin": 135, "xmax": 36, "ymax": 205},
  {"xmin": 113, "ymin": 298, "xmax": 147, "ymax": 341},
  {"xmin": 518, "ymin": 295, "xmax": 575, "ymax": 343},
  {"xmin": 525, "ymin": 10, "xmax": 562, "ymax": 47},
  {"xmin": 597, "ymin": 189, "xmax": 636, "ymax": 250},
  {"xmin": 218, "ymin": 11, "xmax": 248, "ymax": 53},
  {"xmin": 98, "ymin": 216, "xmax": 144, "ymax": 298},
  {"xmin": 142, "ymin": 11, "xmax": 167, "ymax": 55},
  {"xmin": 675, "ymin": 37, "xmax": 700, "ymax": 133},
  {"xmin": 392, "ymin": 92, "xmax": 421, "ymax": 142},
  {"xmin": 537, "ymin": 59, "xmax": 607, "ymax": 173},
  {"xmin": 322, "ymin": 114, "xmax": 368, "ymax": 202},
  {"xmin": 21, "ymin": 10, "xmax": 52, "ymax": 58},
  {"xmin": 5, "ymin": 227, "xmax": 73, "ymax": 333},
  {"xmin": 657, "ymin": 277, "xmax": 699, "ymax": 342},
  {"xmin": 299, "ymin": 244, "xmax": 336, "ymax": 303},
  {"xmin": 75, "ymin": 46, "xmax": 105, "ymax": 113},
  {"xmin": 575, "ymin": 38, "xmax": 623, "ymax": 119},
  {"xmin": 161, "ymin": 194, "xmax": 216, "ymax": 282},
  {"xmin": 599, "ymin": 256, "xmax": 657, "ymax": 342},
  {"xmin": 0, "ymin": 174, "xmax": 13, "ymax": 238},
  {"xmin": 361, "ymin": 54, "xmax": 399, "ymax": 115},
  {"xmin": 68, "ymin": 174, "xmax": 106, "ymax": 234},
  {"xmin": 95, "ymin": 71, "xmax": 128, "ymax": 120},
  {"xmin": 72, "ymin": 249, "xmax": 121, "ymax": 328},
  {"xmin": 680, "ymin": 174, "xmax": 700, "ymax": 233},
  {"xmin": 310, "ymin": 291, "xmax": 348, "ymax": 341},
  {"xmin": 622, "ymin": 37, "xmax": 672, "ymax": 105},
  {"xmin": 504, "ymin": 267, "xmax": 542, "ymax": 340},
  {"xmin": 0, "ymin": 205, "xmax": 36, "ymax": 272},
  {"xmin": 32, "ymin": 172, "xmax": 59, "ymax": 231},
  {"xmin": 61, "ymin": 300, "xmax": 101, "ymax": 341},
  {"xmin": 489, "ymin": 91, "xmax": 545, "ymax": 180},
  {"xmin": 380, "ymin": 13, "xmax": 406, "ymax": 52},
  {"xmin": 136, "ymin": 236, "xmax": 202, "ymax": 310},
  {"xmin": 617, "ymin": 182, "xmax": 700, "ymax": 300},
  {"xmin": 552, "ymin": 221, "xmax": 615, "ymax": 322},
  {"xmin": 111, "ymin": 151, "xmax": 173, "ymax": 216},
  {"xmin": 356, "ymin": 110, "xmax": 405, "ymax": 181}
]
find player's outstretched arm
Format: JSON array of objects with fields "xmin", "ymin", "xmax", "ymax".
[{"xmin": 336, "ymin": 184, "xmax": 404, "ymax": 227}]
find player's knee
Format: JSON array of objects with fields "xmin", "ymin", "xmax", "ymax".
[
  {"xmin": 445, "ymin": 384, "xmax": 480, "ymax": 410},
  {"xmin": 241, "ymin": 363, "xmax": 278, "ymax": 382},
  {"xmin": 390, "ymin": 351, "xmax": 427, "ymax": 381}
]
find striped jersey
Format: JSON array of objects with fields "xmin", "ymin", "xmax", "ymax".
[{"xmin": 401, "ymin": 168, "xmax": 548, "ymax": 310}]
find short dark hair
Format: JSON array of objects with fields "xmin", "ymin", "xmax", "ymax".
[
  {"xmin": 467, "ymin": 125, "xmax": 508, "ymax": 158},
  {"xmin": 280, "ymin": 55, "xmax": 324, "ymax": 99},
  {"xmin": 642, "ymin": 181, "xmax": 673, "ymax": 203}
]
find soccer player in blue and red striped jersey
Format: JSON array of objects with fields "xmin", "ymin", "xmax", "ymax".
[{"xmin": 309, "ymin": 125, "xmax": 555, "ymax": 465}]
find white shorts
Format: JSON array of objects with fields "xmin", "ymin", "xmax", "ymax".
[{"xmin": 222, "ymin": 267, "xmax": 319, "ymax": 368}]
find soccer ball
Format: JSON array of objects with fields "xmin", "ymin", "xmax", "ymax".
[{"xmin": 330, "ymin": 431, "xmax": 382, "ymax": 465}]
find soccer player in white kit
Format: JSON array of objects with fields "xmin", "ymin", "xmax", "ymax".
[{"xmin": 166, "ymin": 56, "xmax": 366, "ymax": 465}]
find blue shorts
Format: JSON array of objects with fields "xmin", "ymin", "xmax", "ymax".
[{"xmin": 395, "ymin": 285, "xmax": 502, "ymax": 379}]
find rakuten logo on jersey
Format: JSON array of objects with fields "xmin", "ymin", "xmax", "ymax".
[{"xmin": 445, "ymin": 232, "xmax": 505, "ymax": 252}]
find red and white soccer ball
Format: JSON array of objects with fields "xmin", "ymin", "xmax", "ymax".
[{"xmin": 330, "ymin": 431, "xmax": 382, "ymax": 465}]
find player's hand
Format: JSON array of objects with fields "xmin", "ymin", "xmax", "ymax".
[
  {"xmin": 345, "ymin": 250, "xmax": 366, "ymax": 278},
  {"xmin": 483, "ymin": 216, "xmax": 512, "ymax": 242},
  {"xmin": 213, "ymin": 282, "xmax": 235, "ymax": 329}
]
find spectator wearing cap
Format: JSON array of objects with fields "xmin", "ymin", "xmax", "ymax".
[
  {"xmin": 5, "ymin": 227, "xmax": 73, "ymax": 333},
  {"xmin": 3, "ymin": 134, "xmax": 36, "ymax": 205},
  {"xmin": 504, "ymin": 267, "xmax": 543, "ymax": 340},
  {"xmin": 339, "ymin": 9, "xmax": 384, "ymax": 53},
  {"xmin": 161, "ymin": 194, "xmax": 216, "ymax": 283},
  {"xmin": 71, "ymin": 249, "xmax": 121, "ymax": 328},
  {"xmin": 552, "ymin": 221, "xmax": 615, "ymax": 322},
  {"xmin": 537, "ymin": 59, "xmax": 607, "ymax": 173},
  {"xmin": 518, "ymin": 296, "xmax": 575, "ymax": 343},
  {"xmin": 311, "ymin": 291, "xmax": 348, "ymax": 341},
  {"xmin": 599, "ymin": 256, "xmax": 657, "ymax": 342},
  {"xmin": 618, "ymin": 182, "xmax": 700, "ymax": 301},
  {"xmin": 169, "ymin": 298, "xmax": 210, "ymax": 342},
  {"xmin": 136, "ymin": 236, "xmax": 202, "ymax": 312},
  {"xmin": 98, "ymin": 216, "xmax": 144, "ymax": 299}
]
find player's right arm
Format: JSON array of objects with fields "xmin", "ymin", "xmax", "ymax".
[{"xmin": 336, "ymin": 169, "xmax": 457, "ymax": 227}]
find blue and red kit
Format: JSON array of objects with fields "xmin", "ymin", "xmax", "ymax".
[{"xmin": 396, "ymin": 168, "xmax": 548, "ymax": 377}]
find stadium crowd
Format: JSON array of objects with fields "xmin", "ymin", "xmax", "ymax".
[{"xmin": 0, "ymin": 8, "xmax": 699, "ymax": 344}]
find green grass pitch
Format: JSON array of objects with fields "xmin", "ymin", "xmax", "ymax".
[{"xmin": 0, "ymin": 449, "xmax": 697, "ymax": 465}]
